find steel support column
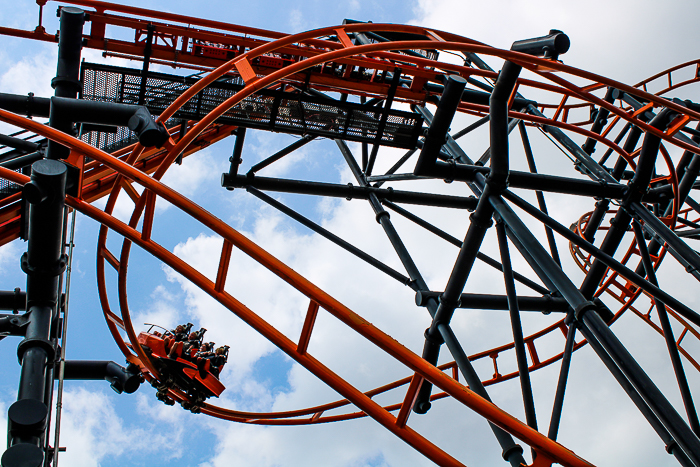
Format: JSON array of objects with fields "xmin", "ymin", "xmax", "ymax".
[
  {"xmin": 2, "ymin": 160, "xmax": 67, "ymax": 467},
  {"xmin": 46, "ymin": 7, "xmax": 84, "ymax": 161}
]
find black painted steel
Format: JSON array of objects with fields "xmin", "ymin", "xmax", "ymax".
[
  {"xmin": 335, "ymin": 140, "xmax": 525, "ymax": 467},
  {"xmin": 413, "ymin": 61, "xmax": 529, "ymax": 467},
  {"xmin": 365, "ymin": 68, "xmax": 401, "ymax": 176},
  {"xmin": 413, "ymin": 75, "xmax": 466, "ymax": 175},
  {"xmin": 580, "ymin": 108, "xmax": 676, "ymax": 298},
  {"xmin": 427, "ymin": 61, "xmax": 522, "ymax": 337},
  {"xmin": 0, "ymin": 289, "xmax": 26, "ymax": 312},
  {"xmin": 502, "ymin": 189, "xmax": 700, "ymax": 327},
  {"xmin": 518, "ymin": 121, "xmax": 560, "ymax": 266},
  {"xmin": 3, "ymin": 160, "xmax": 67, "ymax": 467},
  {"xmin": 495, "ymin": 220, "xmax": 537, "ymax": 434},
  {"xmin": 632, "ymin": 220, "xmax": 700, "ymax": 436},
  {"xmin": 369, "ymin": 147, "xmax": 418, "ymax": 188},
  {"xmin": 383, "ymin": 201, "xmax": 550, "ymax": 295},
  {"xmin": 137, "ymin": 24, "xmax": 155, "ymax": 107},
  {"xmin": 246, "ymin": 187, "xmax": 411, "ymax": 285},
  {"xmin": 632, "ymin": 204, "xmax": 700, "ymax": 282},
  {"xmin": 580, "ymin": 309, "xmax": 700, "ymax": 463},
  {"xmin": 438, "ymin": 323, "xmax": 525, "ymax": 466},
  {"xmin": 60, "ymin": 361, "xmax": 142, "ymax": 394},
  {"xmin": 0, "ymin": 93, "xmax": 50, "ymax": 118},
  {"xmin": 0, "ymin": 152, "xmax": 44, "ymax": 171},
  {"xmin": 417, "ymin": 159, "xmax": 629, "ymax": 198},
  {"xmin": 510, "ymin": 30, "xmax": 570, "ymax": 60},
  {"xmin": 46, "ymin": 7, "xmax": 85, "ymax": 161},
  {"xmin": 0, "ymin": 313, "xmax": 29, "ymax": 337},
  {"xmin": 248, "ymin": 134, "xmax": 314, "ymax": 174},
  {"xmin": 0, "ymin": 134, "xmax": 40, "ymax": 154},
  {"xmin": 547, "ymin": 322, "xmax": 576, "ymax": 442},
  {"xmin": 576, "ymin": 322, "xmax": 695, "ymax": 467},
  {"xmin": 227, "ymin": 127, "xmax": 246, "ymax": 179},
  {"xmin": 489, "ymin": 187, "xmax": 700, "ymax": 463},
  {"xmin": 414, "ymin": 292, "xmax": 567, "ymax": 312},
  {"xmin": 221, "ymin": 173, "xmax": 478, "ymax": 210},
  {"xmin": 581, "ymin": 87, "xmax": 616, "ymax": 156}
]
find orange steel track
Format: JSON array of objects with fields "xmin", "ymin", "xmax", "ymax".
[{"xmin": 2, "ymin": 2, "xmax": 700, "ymax": 466}]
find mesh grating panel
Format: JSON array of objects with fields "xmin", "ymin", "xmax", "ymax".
[{"xmin": 81, "ymin": 62, "xmax": 423, "ymax": 149}]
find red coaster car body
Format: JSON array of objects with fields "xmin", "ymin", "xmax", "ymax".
[{"xmin": 137, "ymin": 327, "xmax": 225, "ymax": 399}]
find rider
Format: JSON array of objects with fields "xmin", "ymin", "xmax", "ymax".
[
  {"xmin": 183, "ymin": 328, "xmax": 207, "ymax": 359},
  {"xmin": 208, "ymin": 346, "xmax": 229, "ymax": 377},
  {"xmin": 166, "ymin": 323, "xmax": 193, "ymax": 359}
]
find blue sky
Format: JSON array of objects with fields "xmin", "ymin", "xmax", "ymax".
[{"xmin": 2, "ymin": 1, "xmax": 700, "ymax": 466}]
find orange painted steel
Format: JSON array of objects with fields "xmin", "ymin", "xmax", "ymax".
[{"xmin": 0, "ymin": 108, "xmax": 593, "ymax": 467}]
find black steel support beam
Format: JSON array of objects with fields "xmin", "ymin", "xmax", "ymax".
[
  {"xmin": 46, "ymin": 7, "xmax": 84, "ymax": 161},
  {"xmin": 414, "ymin": 61, "xmax": 527, "ymax": 467},
  {"xmin": 370, "ymin": 147, "xmax": 418, "ymax": 188},
  {"xmin": 417, "ymin": 160, "xmax": 629, "ymax": 199},
  {"xmin": 383, "ymin": 201, "xmax": 550, "ymax": 295},
  {"xmin": 248, "ymin": 134, "xmax": 315, "ymax": 175},
  {"xmin": 0, "ymin": 313, "xmax": 30, "ymax": 337},
  {"xmin": 547, "ymin": 322, "xmax": 576, "ymax": 441},
  {"xmin": 0, "ymin": 94, "xmax": 168, "ymax": 150},
  {"xmin": 413, "ymin": 75, "xmax": 467, "ymax": 175},
  {"xmin": 0, "ymin": 152, "xmax": 44, "ymax": 171},
  {"xmin": 518, "ymin": 121, "xmax": 560, "ymax": 265},
  {"xmin": 583, "ymin": 122, "xmax": 643, "ymax": 241},
  {"xmin": 576, "ymin": 322, "xmax": 695, "ymax": 467},
  {"xmin": 414, "ymin": 292, "xmax": 567, "ymax": 312},
  {"xmin": 581, "ymin": 87, "xmax": 616, "ymax": 156},
  {"xmin": 3, "ymin": 160, "xmax": 67, "ymax": 467},
  {"xmin": 60, "ymin": 361, "xmax": 142, "ymax": 394},
  {"xmin": 496, "ymin": 220, "xmax": 537, "ymax": 436},
  {"xmin": 502, "ymin": 189, "xmax": 700, "ymax": 327},
  {"xmin": 226, "ymin": 127, "xmax": 247, "ymax": 179},
  {"xmin": 0, "ymin": 134, "xmax": 40, "ymax": 154},
  {"xmin": 222, "ymin": 173, "xmax": 478, "ymax": 210},
  {"xmin": 246, "ymin": 187, "xmax": 411, "ymax": 285},
  {"xmin": 437, "ymin": 323, "xmax": 525, "ymax": 465},
  {"xmin": 489, "ymin": 190, "xmax": 700, "ymax": 464},
  {"xmin": 0, "ymin": 289, "xmax": 26, "ymax": 312},
  {"xmin": 137, "ymin": 24, "xmax": 154, "ymax": 106},
  {"xmin": 452, "ymin": 115, "xmax": 489, "ymax": 140},
  {"xmin": 580, "ymin": 309, "xmax": 700, "ymax": 464},
  {"xmin": 632, "ymin": 205, "xmax": 700, "ymax": 281},
  {"xmin": 365, "ymin": 68, "xmax": 401, "ymax": 176},
  {"xmin": 580, "ymin": 108, "xmax": 677, "ymax": 298},
  {"xmin": 337, "ymin": 140, "xmax": 527, "ymax": 467},
  {"xmin": 632, "ymin": 220, "xmax": 700, "ymax": 436}
]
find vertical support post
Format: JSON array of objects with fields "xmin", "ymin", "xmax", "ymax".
[
  {"xmin": 415, "ymin": 62, "xmax": 525, "ymax": 467},
  {"xmin": 2, "ymin": 160, "xmax": 67, "ymax": 467},
  {"xmin": 137, "ymin": 24, "xmax": 154, "ymax": 107},
  {"xmin": 226, "ymin": 127, "xmax": 246, "ymax": 187},
  {"xmin": 495, "ymin": 220, "xmax": 537, "ymax": 435},
  {"xmin": 46, "ymin": 7, "xmax": 85, "ymax": 161}
]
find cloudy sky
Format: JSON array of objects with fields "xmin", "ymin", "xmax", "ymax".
[{"xmin": 1, "ymin": 0, "xmax": 700, "ymax": 466}]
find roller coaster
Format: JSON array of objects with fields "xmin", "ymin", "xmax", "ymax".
[{"xmin": 1, "ymin": 1, "xmax": 700, "ymax": 466}]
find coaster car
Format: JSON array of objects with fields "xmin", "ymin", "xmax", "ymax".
[{"xmin": 136, "ymin": 324, "xmax": 226, "ymax": 409}]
